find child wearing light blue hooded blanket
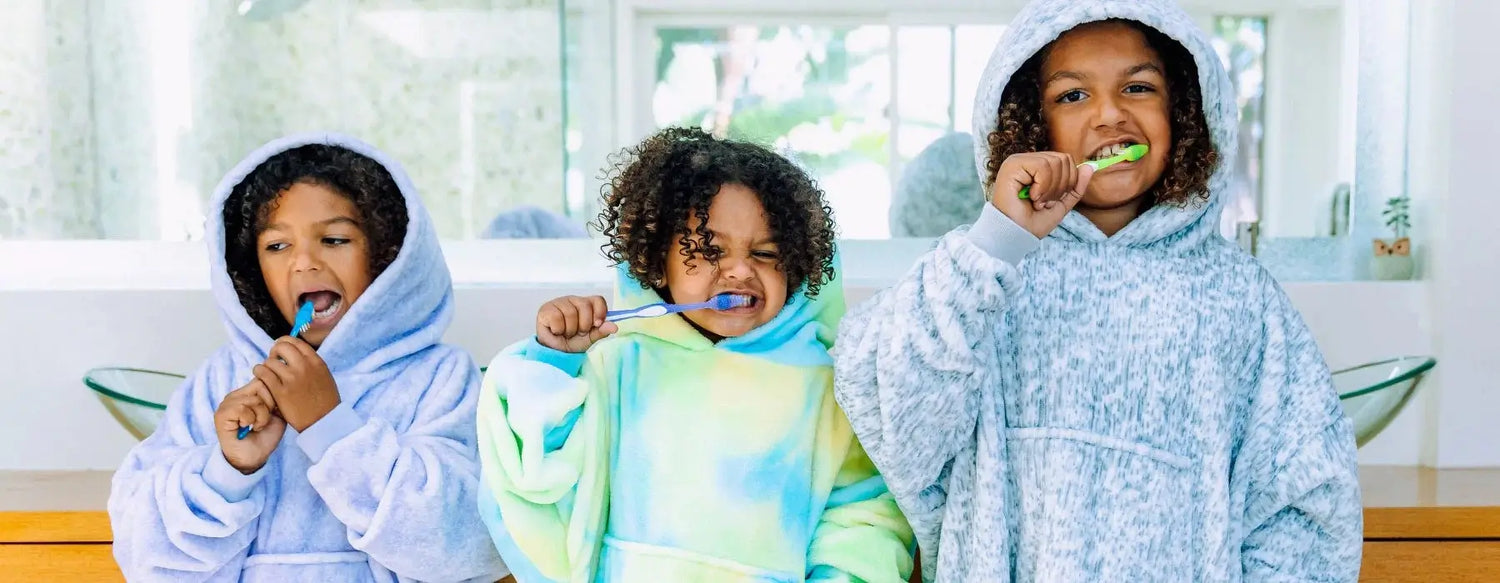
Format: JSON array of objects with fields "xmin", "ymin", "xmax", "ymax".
[
  {"xmin": 108, "ymin": 133, "xmax": 509, "ymax": 582},
  {"xmin": 834, "ymin": 1, "xmax": 1363, "ymax": 581}
]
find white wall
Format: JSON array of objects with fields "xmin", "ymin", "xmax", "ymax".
[
  {"xmin": 0, "ymin": 281, "xmax": 1433, "ymax": 471},
  {"xmin": 1419, "ymin": 0, "xmax": 1500, "ymax": 468}
]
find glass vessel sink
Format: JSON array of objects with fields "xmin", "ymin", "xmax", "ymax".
[
  {"xmin": 83, "ymin": 367, "xmax": 182, "ymax": 440},
  {"xmin": 1334, "ymin": 356, "xmax": 1436, "ymax": 447}
]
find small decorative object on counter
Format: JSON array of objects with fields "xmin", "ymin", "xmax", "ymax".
[{"xmin": 1372, "ymin": 195, "xmax": 1414, "ymax": 280}]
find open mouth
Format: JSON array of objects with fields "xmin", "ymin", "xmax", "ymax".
[
  {"xmin": 715, "ymin": 292, "xmax": 761, "ymax": 314},
  {"xmin": 297, "ymin": 290, "xmax": 344, "ymax": 322},
  {"xmin": 1089, "ymin": 140, "xmax": 1142, "ymax": 162}
]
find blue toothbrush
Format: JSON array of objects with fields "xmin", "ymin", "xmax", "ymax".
[
  {"xmin": 604, "ymin": 293, "xmax": 753, "ymax": 323},
  {"xmin": 237, "ymin": 301, "xmax": 314, "ymax": 439}
]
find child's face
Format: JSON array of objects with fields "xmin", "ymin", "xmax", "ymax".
[
  {"xmin": 256, "ymin": 182, "xmax": 374, "ymax": 347},
  {"xmin": 663, "ymin": 183, "xmax": 789, "ymax": 340},
  {"xmin": 1040, "ymin": 21, "xmax": 1172, "ymax": 210}
]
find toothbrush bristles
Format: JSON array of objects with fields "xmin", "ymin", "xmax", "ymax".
[{"xmin": 713, "ymin": 293, "xmax": 754, "ymax": 310}]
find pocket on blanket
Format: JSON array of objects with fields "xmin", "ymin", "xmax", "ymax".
[{"xmin": 1006, "ymin": 427, "xmax": 1201, "ymax": 582}]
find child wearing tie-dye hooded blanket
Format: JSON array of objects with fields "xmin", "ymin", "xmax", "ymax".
[{"xmin": 475, "ymin": 127, "xmax": 914, "ymax": 583}]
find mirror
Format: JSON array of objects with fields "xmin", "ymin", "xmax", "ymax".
[
  {"xmin": 632, "ymin": 0, "xmax": 1407, "ymax": 243},
  {"xmin": 891, "ymin": 0, "xmax": 1404, "ymax": 241}
]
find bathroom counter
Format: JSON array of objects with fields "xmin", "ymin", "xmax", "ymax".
[
  {"xmin": 0, "ymin": 471, "xmax": 115, "ymax": 579},
  {"xmin": 1359, "ymin": 465, "xmax": 1500, "ymax": 537},
  {"xmin": 1, "ymin": 467, "xmax": 1497, "ymax": 580}
]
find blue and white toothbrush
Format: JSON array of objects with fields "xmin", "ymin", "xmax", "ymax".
[
  {"xmin": 604, "ymin": 293, "xmax": 753, "ymax": 323},
  {"xmin": 237, "ymin": 301, "xmax": 314, "ymax": 440}
]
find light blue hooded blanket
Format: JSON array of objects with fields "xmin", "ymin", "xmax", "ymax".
[
  {"xmin": 833, "ymin": 1, "xmax": 1363, "ymax": 581},
  {"xmin": 107, "ymin": 133, "xmax": 510, "ymax": 582}
]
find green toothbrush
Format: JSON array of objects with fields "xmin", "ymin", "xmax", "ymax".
[{"xmin": 1017, "ymin": 143, "xmax": 1149, "ymax": 199}]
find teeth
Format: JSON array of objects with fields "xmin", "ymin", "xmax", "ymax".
[
  {"xmin": 1091, "ymin": 142, "xmax": 1133, "ymax": 161},
  {"xmin": 314, "ymin": 299, "xmax": 341, "ymax": 320}
]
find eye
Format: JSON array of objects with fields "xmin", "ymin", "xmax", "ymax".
[
  {"xmin": 752, "ymin": 250, "xmax": 780, "ymax": 260},
  {"xmin": 322, "ymin": 236, "xmax": 351, "ymax": 246},
  {"xmin": 263, "ymin": 242, "xmax": 288, "ymax": 252},
  {"xmin": 1124, "ymin": 83, "xmax": 1156, "ymax": 95},
  {"xmin": 1056, "ymin": 89, "xmax": 1086, "ymax": 104}
]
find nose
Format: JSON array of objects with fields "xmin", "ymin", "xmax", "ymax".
[
  {"xmin": 718, "ymin": 255, "xmax": 755, "ymax": 282},
  {"xmin": 1093, "ymin": 93, "xmax": 1128, "ymax": 129},
  {"xmin": 291, "ymin": 244, "xmax": 322, "ymax": 273}
]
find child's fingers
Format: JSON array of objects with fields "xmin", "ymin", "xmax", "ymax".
[
  {"xmin": 268, "ymin": 341, "xmax": 304, "ymax": 371},
  {"xmin": 1045, "ymin": 164, "xmax": 1094, "ymax": 216},
  {"xmin": 1073, "ymin": 162, "xmax": 1094, "ymax": 199},
  {"xmin": 274, "ymin": 336, "xmax": 317, "ymax": 361},
  {"xmin": 588, "ymin": 296, "xmax": 610, "ymax": 327},
  {"xmin": 220, "ymin": 401, "xmax": 255, "ymax": 432},
  {"xmin": 557, "ymin": 300, "xmax": 580, "ymax": 337},
  {"xmin": 217, "ymin": 407, "xmax": 244, "ymax": 433},
  {"xmin": 1046, "ymin": 153, "xmax": 1073, "ymax": 202},
  {"xmin": 567, "ymin": 296, "xmax": 598, "ymax": 333},
  {"xmin": 246, "ymin": 397, "xmax": 272, "ymax": 430},
  {"xmin": 247, "ymin": 379, "xmax": 278, "ymax": 414},
  {"xmin": 1033, "ymin": 153, "xmax": 1076, "ymax": 210},
  {"xmin": 1061, "ymin": 156, "xmax": 1080, "ymax": 201},
  {"xmin": 538, "ymin": 304, "xmax": 564, "ymax": 336},
  {"xmin": 264, "ymin": 356, "xmax": 295, "ymax": 386},
  {"xmin": 588, "ymin": 322, "xmax": 618, "ymax": 344},
  {"xmin": 251, "ymin": 363, "xmax": 283, "ymax": 393}
]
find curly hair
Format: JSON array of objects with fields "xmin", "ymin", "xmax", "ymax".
[
  {"xmin": 593, "ymin": 127, "xmax": 838, "ymax": 298},
  {"xmin": 222, "ymin": 144, "xmax": 409, "ymax": 338},
  {"xmin": 985, "ymin": 19, "xmax": 1218, "ymax": 208}
]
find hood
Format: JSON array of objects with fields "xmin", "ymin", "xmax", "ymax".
[
  {"xmin": 609, "ymin": 256, "xmax": 845, "ymax": 368},
  {"xmin": 206, "ymin": 132, "xmax": 454, "ymax": 374},
  {"xmin": 971, "ymin": 0, "xmax": 1238, "ymax": 248}
]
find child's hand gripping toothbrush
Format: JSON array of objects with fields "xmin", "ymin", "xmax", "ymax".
[
  {"xmin": 1016, "ymin": 143, "xmax": 1148, "ymax": 200},
  {"xmin": 990, "ymin": 144, "xmax": 1147, "ymax": 239},
  {"xmin": 536, "ymin": 293, "xmax": 754, "ymax": 353},
  {"xmin": 236, "ymin": 301, "xmax": 313, "ymax": 440}
]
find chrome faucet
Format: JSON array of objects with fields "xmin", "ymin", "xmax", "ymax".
[
  {"xmin": 1329, "ymin": 183, "xmax": 1351, "ymax": 236},
  {"xmin": 1236, "ymin": 221, "xmax": 1259, "ymax": 256}
]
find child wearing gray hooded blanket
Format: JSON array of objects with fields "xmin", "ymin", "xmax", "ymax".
[{"xmin": 833, "ymin": 0, "xmax": 1362, "ymax": 581}]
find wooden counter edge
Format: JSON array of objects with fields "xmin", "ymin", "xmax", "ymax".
[
  {"xmin": 0, "ymin": 511, "xmax": 113, "ymax": 543},
  {"xmin": 4, "ymin": 506, "xmax": 1499, "ymax": 545},
  {"xmin": 1364, "ymin": 506, "xmax": 1500, "ymax": 540}
]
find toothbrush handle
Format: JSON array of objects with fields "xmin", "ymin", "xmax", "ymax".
[
  {"xmin": 605, "ymin": 301, "xmax": 712, "ymax": 322},
  {"xmin": 236, "ymin": 425, "xmax": 252, "ymax": 439},
  {"xmin": 605, "ymin": 304, "xmax": 668, "ymax": 322}
]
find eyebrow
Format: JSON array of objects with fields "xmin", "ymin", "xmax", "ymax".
[
  {"xmin": 1044, "ymin": 62, "xmax": 1164, "ymax": 85},
  {"xmin": 1124, "ymin": 62, "xmax": 1165, "ymax": 77},
  {"xmin": 1045, "ymin": 70, "xmax": 1087, "ymax": 84},
  {"xmin": 262, "ymin": 216, "xmax": 360, "ymax": 232},
  {"xmin": 705, "ymin": 229, "xmax": 775, "ymax": 246}
]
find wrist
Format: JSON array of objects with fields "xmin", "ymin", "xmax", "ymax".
[
  {"xmin": 222, "ymin": 449, "xmax": 266, "ymax": 475},
  {"xmin": 287, "ymin": 401, "xmax": 338, "ymax": 433}
]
